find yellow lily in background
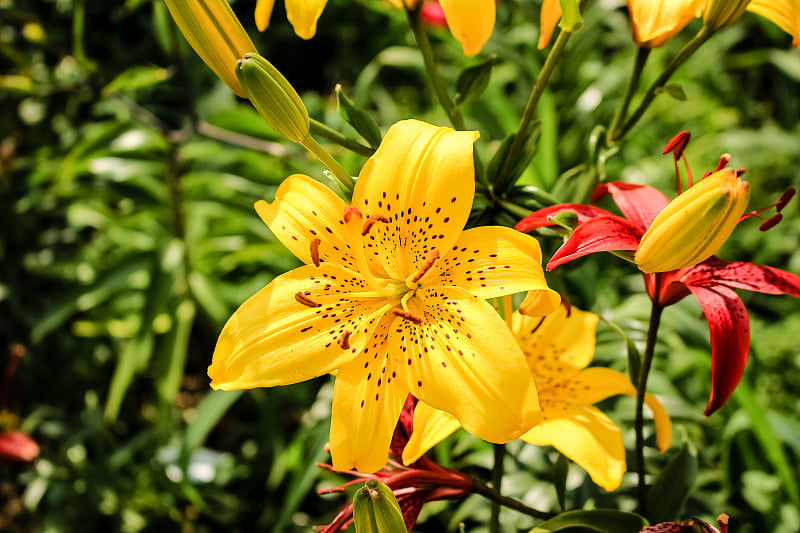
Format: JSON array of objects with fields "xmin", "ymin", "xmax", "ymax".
[
  {"xmin": 388, "ymin": 0, "xmax": 496, "ymax": 56},
  {"xmin": 255, "ymin": 0, "xmax": 328, "ymax": 39},
  {"xmin": 403, "ymin": 303, "xmax": 672, "ymax": 491},
  {"xmin": 209, "ymin": 119, "xmax": 559, "ymax": 473},
  {"xmin": 627, "ymin": 0, "xmax": 706, "ymax": 47},
  {"xmin": 747, "ymin": 0, "xmax": 800, "ymax": 46}
]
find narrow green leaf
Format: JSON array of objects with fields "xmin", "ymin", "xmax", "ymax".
[
  {"xmin": 658, "ymin": 84, "xmax": 687, "ymax": 101},
  {"xmin": 101, "ymin": 65, "xmax": 170, "ymax": 97},
  {"xmin": 336, "ymin": 84, "xmax": 383, "ymax": 148},
  {"xmin": 529, "ymin": 509, "xmax": 648, "ymax": 533},
  {"xmin": 646, "ymin": 436, "xmax": 698, "ymax": 523},
  {"xmin": 554, "ymin": 454, "xmax": 569, "ymax": 512},
  {"xmin": 454, "ymin": 55, "xmax": 498, "ymax": 106},
  {"xmin": 154, "ymin": 299, "xmax": 196, "ymax": 406},
  {"xmin": 182, "ymin": 389, "xmax": 244, "ymax": 459}
]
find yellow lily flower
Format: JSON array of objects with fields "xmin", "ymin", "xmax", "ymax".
[
  {"xmin": 627, "ymin": 0, "xmax": 706, "ymax": 47},
  {"xmin": 208, "ymin": 119, "xmax": 560, "ymax": 473},
  {"xmin": 747, "ymin": 0, "xmax": 800, "ymax": 46},
  {"xmin": 255, "ymin": 0, "xmax": 327, "ymax": 40},
  {"xmin": 403, "ymin": 303, "xmax": 672, "ymax": 491}
]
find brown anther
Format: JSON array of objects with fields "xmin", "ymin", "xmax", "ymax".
[
  {"xmin": 777, "ymin": 188, "xmax": 795, "ymax": 212},
  {"xmin": 411, "ymin": 249, "xmax": 440, "ymax": 284},
  {"xmin": 715, "ymin": 153, "xmax": 731, "ymax": 171},
  {"xmin": 736, "ymin": 168, "xmax": 746, "ymax": 177},
  {"xmin": 339, "ymin": 331, "xmax": 351, "ymax": 350},
  {"xmin": 529, "ymin": 316, "xmax": 547, "ymax": 335},
  {"xmin": 309, "ymin": 238, "xmax": 321, "ymax": 267},
  {"xmin": 391, "ymin": 307, "xmax": 424, "ymax": 325},
  {"xmin": 759, "ymin": 213, "xmax": 783, "ymax": 231},
  {"xmin": 361, "ymin": 215, "xmax": 389, "ymax": 236},
  {"xmin": 559, "ymin": 294, "xmax": 572, "ymax": 317},
  {"xmin": 343, "ymin": 206, "xmax": 362, "ymax": 223},
  {"xmin": 663, "ymin": 131, "xmax": 691, "ymax": 159},
  {"xmin": 294, "ymin": 292, "xmax": 320, "ymax": 308}
]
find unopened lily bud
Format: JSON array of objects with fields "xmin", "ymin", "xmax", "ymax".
[
  {"xmin": 635, "ymin": 169, "xmax": 750, "ymax": 273},
  {"xmin": 386, "ymin": 0, "xmax": 423, "ymax": 10},
  {"xmin": 704, "ymin": 0, "xmax": 752, "ymax": 31},
  {"xmin": 163, "ymin": 0, "xmax": 257, "ymax": 97},
  {"xmin": 352, "ymin": 479, "xmax": 407, "ymax": 533},
  {"xmin": 236, "ymin": 53, "xmax": 310, "ymax": 142}
]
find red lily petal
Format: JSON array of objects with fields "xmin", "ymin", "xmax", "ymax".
[
  {"xmin": 547, "ymin": 216, "xmax": 642, "ymax": 270},
  {"xmin": 390, "ymin": 395, "xmax": 418, "ymax": 463},
  {"xmin": 592, "ymin": 182, "xmax": 670, "ymax": 231},
  {"xmin": 421, "ymin": 2, "xmax": 449, "ymax": 28},
  {"xmin": 0, "ymin": 431, "xmax": 39, "ymax": 463},
  {"xmin": 681, "ymin": 258, "xmax": 800, "ymax": 297},
  {"xmin": 514, "ymin": 204, "xmax": 613, "ymax": 233},
  {"xmin": 685, "ymin": 284, "xmax": 750, "ymax": 415}
]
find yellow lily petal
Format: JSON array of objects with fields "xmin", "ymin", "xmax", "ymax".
[
  {"xmin": 255, "ymin": 0, "xmax": 275, "ymax": 31},
  {"xmin": 208, "ymin": 263, "xmax": 390, "ymax": 390},
  {"xmin": 428, "ymin": 226, "xmax": 560, "ymax": 309},
  {"xmin": 399, "ymin": 287, "xmax": 542, "ymax": 443},
  {"xmin": 285, "ymin": 0, "xmax": 328, "ymax": 40},
  {"xmin": 330, "ymin": 318, "xmax": 409, "ymax": 472},
  {"xmin": 439, "ymin": 0, "xmax": 496, "ymax": 56},
  {"xmin": 627, "ymin": 0, "xmax": 705, "ymax": 48},
  {"xmin": 538, "ymin": 0, "xmax": 562, "ymax": 49},
  {"xmin": 401, "ymin": 401, "xmax": 461, "ymax": 465},
  {"xmin": 255, "ymin": 174, "xmax": 357, "ymax": 270},
  {"xmin": 352, "ymin": 120, "xmax": 479, "ymax": 280},
  {"xmin": 567, "ymin": 367, "xmax": 673, "ymax": 451},
  {"xmin": 514, "ymin": 303, "xmax": 598, "ymax": 381},
  {"xmin": 521, "ymin": 405, "xmax": 626, "ymax": 492},
  {"xmin": 748, "ymin": 0, "xmax": 800, "ymax": 47}
]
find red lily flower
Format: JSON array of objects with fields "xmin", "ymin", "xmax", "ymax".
[
  {"xmin": 515, "ymin": 181, "xmax": 800, "ymax": 415},
  {"xmin": 317, "ymin": 396, "xmax": 472, "ymax": 532}
]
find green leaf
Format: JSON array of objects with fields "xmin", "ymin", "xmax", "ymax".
[
  {"xmin": 182, "ymin": 389, "xmax": 245, "ymax": 461},
  {"xmin": 553, "ymin": 454, "xmax": 569, "ymax": 512},
  {"xmin": 101, "ymin": 65, "xmax": 170, "ymax": 97},
  {"xmin": 646, "ymin": 435, "xmax": 698, "ymax": 523},
  {"xmin": 154, "ymin": 299, "xmax": 196, "ymax": 407},
  {"xmin": 454, "ymin": 55, "xmax": 498, "ymax": 106},
  {"xmin": 529, "ymin": 509, "xmax": 648, "ymax": 533},
  {"xmin": 336, "ymin": 85, "xmax": 383, "ymax": 149},
  {"xmin": 657, "ymin": 84, "xmax": 687, "ymax": 101},
  {"xmin": 488, "ymin": 121, "xmax": 542, "ymax": 192}
]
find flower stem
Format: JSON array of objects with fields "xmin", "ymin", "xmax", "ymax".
[
  {"xmin": 407, "ymin": 8, "xmax": 466, "ymax": 131},
  {"xmin": 310, "ymin": 118, "xmax": 375, "ymax": 157},
  {"xmin": 490, "ymin": 443, "xmax": 505, "ymax": 533},
  {"xmin": 635, "ymin": 295, "xmax": 664, "ymax": 515},
  {"xmin": 470, "ymin": 475, "xmax": 555, "ymax": 521},
  {"xmin": 493, "ymin": 27, "xmax": 573, "ymax": 193},
  {"xmin": 607, "ymin": 46, "xmax": 650, "ymax": 144},
  {"xmin": 615, "ymin": 26, "xmax": 714, "ymax": 141},
  {"xmin": 299, "ymin": 136, "xmax": 355, "ymax": 193}
]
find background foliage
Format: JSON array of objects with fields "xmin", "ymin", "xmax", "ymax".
[{"xmin": 1, "ymin": 0, "xmax": 799, "ymax": 531}]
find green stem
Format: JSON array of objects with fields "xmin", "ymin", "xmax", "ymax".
[
  {"xmin": 310, "ymin": 119, "xmax": 375, "ymax": 157},
  {"xmin": 470, "ymin": 476, "xmax": 555, "ymax": 521},
  {"xmin": 616, "ymin": 26, "xmax": 714, "ymax": 141},
  {"xmin": 407, "ymin": 8, "xmax": 466, "ymax": 130},
  {"xmin": 499, "ymin": 200, "xmax": 533, "ymax": 219},
  {"xmin": 607, "ymin": 46, "xmax": 650, "ymax": 144},
  {"xmin": 636, "ymin": 292, "xmax": 664, "ymax": 515},
  {"xmin": 493, "ymin": 27, "xmax": 573, "ymax": 192},
  {"xmin": 490, "ymin": 443, "xmax": 505, "ymax": 533},
  {"xmin": 299, "ymin": 136, "xmax": 355, "ymax": 192}
]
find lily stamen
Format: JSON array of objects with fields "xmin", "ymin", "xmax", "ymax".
[
  {"xmin": 391, "ymin": 307, "xmax": 424, "ymax": 325},
  {"xmin": 295, "ymin": 292, "xmax": 321, "ymax": 308},
  {"xmin": 343, "ymin": 206, "xmax": 396, "ymax": 297},
  {"xmin": 407, "ymin": 249, "xmax": 440, "ymax": 288},
  {"xmin": 310, "ymin": 238, "xmax": 321, "ymax": 267},
  {"xmin": 362, "ymin": 215, "xmax": 390, "ymax": 236},
  {"xmin": 742, "ymin": 187, "xmax": 795, "ymax": 231}
]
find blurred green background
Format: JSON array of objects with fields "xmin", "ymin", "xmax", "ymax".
[{"xmin": 1, "ymin": 0, "xmax": 799, "ymax": 531}]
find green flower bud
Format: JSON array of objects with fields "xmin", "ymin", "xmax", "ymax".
[
  {"xmin": 703, "ymin": 0, "xmax": 752, "ymax": 31},
  {"xmin": 352, "ymin": 480, "xmax": 407, "ymax": 533},
  {"xmin": 236, "ymin": 53, "xmax": 310, "ymax": 143},
  {"xmin": 162, "ymin": 0, "xmax": 257, "ymax": 97},
  {"xmin": 635, "ymin": 169, "xmax": 750, "ymax": 273}
]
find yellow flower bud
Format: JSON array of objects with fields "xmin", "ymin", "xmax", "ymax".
[
  {"xmin": 386, "ymin": 0, "xmax": 423, "ymax": 9},
  {"xmin": 236, "ymin": 53, "xmax": 310, "ymax": 142},
  {"xmin": 704, "ymin": 0, "xmax": 752, "ymax": 31},
  {"xmin": 635, "ymin": 169, "xmax": 750, "ymax": 273},
  {"xmin": 163, "ymin": 0, "xmax": 257, "ymax": 97},
  {"xmin": 352, "ymin": 480, "xmax": 407, "ymax": 533},
  {"xmin": 627, "ymin": 0, "xmax": 705, "ymax": 48}
]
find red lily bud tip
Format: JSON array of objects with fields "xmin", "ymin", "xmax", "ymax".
[{"xmin": 663, "ymin": 131, "xmax": 691, "ymax": 159}]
